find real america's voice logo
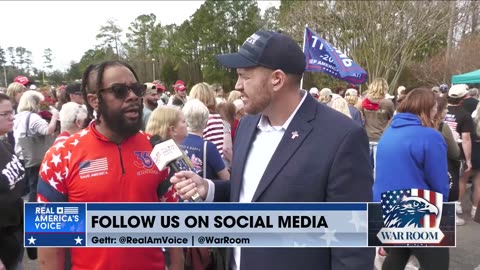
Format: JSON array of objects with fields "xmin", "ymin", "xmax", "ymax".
[{"xmin": 377, "ymin": 189, "xmax": 444, "ymax": 245}]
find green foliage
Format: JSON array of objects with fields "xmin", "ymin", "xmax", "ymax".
[
  {"xmin": 262, "ymin": 6, "xmax": 279, "ymax": 31},
  {"xmin": 96, "ymin": 19, "xmax": 123, "ymax": 58},
  {"xmin": 160, "ymin": 59, "xmax": 178, "ymax": 88},
  {"xmin": 0, "ymin": 46, "xmax": 6, "ymax": 69},
  {"xmin": 184, "ymin": 0, "xmax": 262, "ymax": 88},
  {"xmin": 125, "ymin": 13, "xmax": 158, "ymax": 82},
  {"xmin": 48, "ymin": 70, "xmax": 66, "ymax": 85},
  {"xmin": 66, "ymin": 61, "xmax": 82, "ymax": 81},
  {"xmin": 78, "ymin": 48, "xmax": 107, "ymax": 74},
  {"xmin": 7, "ymin": 47, "xmax": 16, "ymax": 67}
]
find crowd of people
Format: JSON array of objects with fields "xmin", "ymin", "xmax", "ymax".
[
  {"xmin": 309, "ymin": 80, "xmax": 479, "ymax": 227},
  {"xmin": 0, "ymin": 29, "xmax": 479, "ymax": 270}
]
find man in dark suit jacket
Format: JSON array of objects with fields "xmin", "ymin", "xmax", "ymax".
[{"xmin": 171, "ymin": 30, "xmax": 374, "ymax": 270}]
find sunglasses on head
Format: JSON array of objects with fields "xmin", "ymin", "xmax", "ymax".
[{"xmin": 98, "ymin": 83, "xmax": 147, "ymax": 99}]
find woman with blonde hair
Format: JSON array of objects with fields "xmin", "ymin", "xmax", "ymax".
[
  {"xmin": 189, "ymin": 83, "xmax": 229, "ymax": 159},
  {"xmin": 331, "ymin": 97, "xmax": 351, "ymax": 118},
  {"xmin": 181, "ymin": 99, "xmax": 229, "ymax": 180},
  {"xmin": 318, "ymin": 88, "xmax": 333, "ymax": 105},
  {"xmin": 227, "ymin": 90, "xmax": 242, "ymax": 103},
  {"xmin": 13, "ymin": 90, "xmax": 58, "ymax": 203},
  {"xmin": 148, "ymin": 102, "xmax": 226, "ymax": 269},
  {"xmin": 146, "ymin": 105, "xmax": 188, "ymax": 145},
  {"xmin": 6, "ymin": 82, "xmax": 26, "ymax": 112},
  {"xmin": 361, "ymin": 78, "xmax": 395, "ymax": 141},
  {"xmin": 5, "ymin": 83, "xmax": 28, "ymax": 147},
  {"xmin": 345, "ymin": 89, "xmax": 363, "ymax": 125}
]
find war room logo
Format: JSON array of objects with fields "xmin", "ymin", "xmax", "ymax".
[{"xmin": 377, "ymin": 189, "xmax": 444, "ymax": 245}]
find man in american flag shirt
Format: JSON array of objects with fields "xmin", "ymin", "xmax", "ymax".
[{"xmin": 37, "ymin": 61, "xmax": 183, "ymax": 270}]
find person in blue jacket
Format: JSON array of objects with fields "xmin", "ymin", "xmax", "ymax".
[{"xmin": 373, "ymin": 87, "xmax": 450, "ymax": 270}]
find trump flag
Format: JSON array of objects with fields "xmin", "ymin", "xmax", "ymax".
[{"xmin": 304, "ymin": 27, "xmax": 368, "ymax": 84}]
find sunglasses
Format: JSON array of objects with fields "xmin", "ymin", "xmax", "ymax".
[{"xmin": 98, "ymin": 83, "xmax": 147, "ymax": 99}]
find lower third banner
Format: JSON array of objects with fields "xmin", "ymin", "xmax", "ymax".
[
  {"xmin": 24, "ymin": 200, "xmax": 455, "ymax": 248},
  {"xmin": 24, "ymin": 203, "xmax": 367, "ymax": 247}
]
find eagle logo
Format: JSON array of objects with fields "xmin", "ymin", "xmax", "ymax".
[
  {"xmin": 381, "ymin": 189, "xmax": 443, "ymax": 229},
  {"xmin": 378, "ymin": 189, "xmax": 446, "ymax": 246},
  {"xmin": 384, "ymin": 197, "xmax": 438, "ymax": 228}
]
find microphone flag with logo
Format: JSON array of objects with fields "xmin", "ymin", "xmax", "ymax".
[{"xmin": 303, "ymin": 27, "xmax": 368, "ymax": 84}]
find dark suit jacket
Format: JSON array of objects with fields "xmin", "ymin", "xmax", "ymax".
[{"xmin": 213, "ymin": 93, "xmax": 374, "ymax": 270}]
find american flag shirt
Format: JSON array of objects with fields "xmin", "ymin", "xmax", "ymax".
[
  {"xmin": 37, "ymin": 121, "xmax": 177, "ymax": 203},
  {"xmin": 444, "ymin": 105, "xmax": 474, "ymax": 138},
  {"xmin": 37, "ymin": 122, "xmax": 177, "ymax": 270}
]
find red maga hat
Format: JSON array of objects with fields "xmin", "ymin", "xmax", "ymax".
[
  {"xmin": 173, "ymin": 80, "xmax": 185, "ymax": 86},
  {"xmin": 14, "ymin": 76, "xmax": 30, "ymax": 85}
]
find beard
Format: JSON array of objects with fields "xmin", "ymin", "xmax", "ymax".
[
  {"xmin": 97, "ymin": 97, "xmax": 143, "ymax": 138},
  {"xmin": 146, "ymin": 99, "xmax": 158, "ymax": 110},
  {"xmin": 245, "ymin": 82, "xmax": 272, "ymax": 115}
]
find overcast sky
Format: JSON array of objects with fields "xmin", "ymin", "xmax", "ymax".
[{"xmin": 0, "ymin": 1, "xmax": 279, "ymax": 71}]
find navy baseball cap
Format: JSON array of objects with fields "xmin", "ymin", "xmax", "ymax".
[
  {"xmin": 66, "ymin": 83, "xmax": 82, "ymax": 95},
  {"xmin": 215, "ymin": 30, "xmax": 306, "ymax": 75}
]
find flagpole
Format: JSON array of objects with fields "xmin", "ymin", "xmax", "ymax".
[{"xmin": 300, "ymin": 24, "xmax": 308, "ymax": 90}]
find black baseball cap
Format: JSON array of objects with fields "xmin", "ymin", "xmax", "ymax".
[
  {"xmin": 66, "ymin": 83, "xmax": 82, "ymax": 95},
  {"xmin": 215, "ymin": 30, "xmax": 306, "ymax": 75}
]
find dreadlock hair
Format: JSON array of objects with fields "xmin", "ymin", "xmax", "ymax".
[{"xmin": 80, "ymin": 61, "xmax": 140, "ymax": 122}]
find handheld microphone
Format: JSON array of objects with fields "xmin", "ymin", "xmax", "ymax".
[{"xmin": 149, "ymin": 135, "xmax": 203, "ymax": 202}]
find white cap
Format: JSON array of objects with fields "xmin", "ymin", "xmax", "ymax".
[
  {"xmin": 309, "ymin": 87, "xmax": 319, "ymax": 95},
  {"xmin": 319, "ymin": 88, "xmax": 332, "ymax": 96},
  {"xmin": 29, "ymin": 84, "xmax": 37, "ymax": 90},
  {"xmin": 448, "ymin": 84, "xmax": 469, "ymax": 98},
  {"xmin": 345, "ymin": 88, "xmax": 358, "ymax": 96}
]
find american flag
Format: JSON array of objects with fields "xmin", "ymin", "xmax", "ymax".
[
  {"xmin": 79, "ymin": 158, "xmax": 108, "ymax": 175},
  {"xmin": 63, "ymin": 207, "xmax": 79, "ymax": 215},
  {"xmin": 175, "ymin": 158, "xmax": 192, "ymax": 172},
  {"xmin": 381, "ymin": 189, "xmax": 443, "ymax": 228},
  {"xmin": 444, "ymin": 114, "xmax": 458, "ymax": 134}
]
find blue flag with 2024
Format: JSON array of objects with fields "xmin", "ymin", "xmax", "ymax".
[{"xmin": 304, "ymin": 27, "xmax": 368, "ymax": 84}]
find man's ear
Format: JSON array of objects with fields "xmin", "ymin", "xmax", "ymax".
[
  {"xmin": 87, "ymin": 93, "xmax": 98, "ymax": 112},
  {"xmin": 271, "ymin": 70, "xmax": 286, "ymax": 92}
]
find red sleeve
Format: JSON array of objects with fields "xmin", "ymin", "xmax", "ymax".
[
  {"xmin": 37, "ymin": 141, "xmax": 70, "ymax": 202},
  {"xmin": 158, "ymin": 168, "xmax": 179, "ymax": 203}
]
